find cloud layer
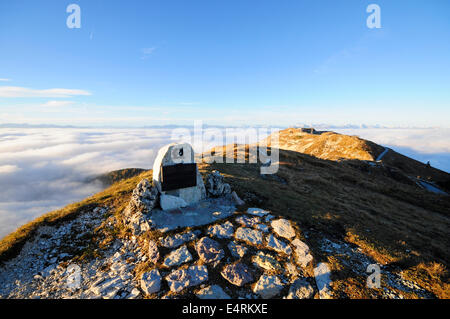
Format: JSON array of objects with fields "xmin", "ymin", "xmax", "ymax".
[
  {"xmin": 0, "ymin": 128, "xmax": 173, "ymax": 239},
  {"xmin": 0, "ymin": 127, "xmax": 449, "ymax": 240}
]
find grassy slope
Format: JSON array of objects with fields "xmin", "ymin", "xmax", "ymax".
[
  {"xmin": 1, "ymin": 137, "xmax": 449, "ymax": 298},
  {"xmin": 0, "ymin": 170, "xmax": 153, "ymax": 263},
  {"xmin": 200, "ymin": 143, "xmax": 450, "ymax": 298}
]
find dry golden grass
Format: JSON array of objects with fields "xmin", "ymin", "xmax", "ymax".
[
  {"xmin": 1, "ymin": 132, "xmax": 449, "ymax": 298},
  {"xmin": 199, "ymin": 143, "xmax": 450, "ymax": 298},
  {"xmin": 0, "ymin": 170, "xmax": 153, "ymax": 263}
]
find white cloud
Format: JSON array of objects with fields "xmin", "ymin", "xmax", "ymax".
[
  {"xmin": 0, "ymin": 86, "xmax": 91, "ymax": 98},
  {"xmin": 41, "ymin": 100, "xmax": 75, "ymax": 107},
  {"xmin": 141, "ymin": 47, "xmax": 156, "ymax": 59},
  {"xmin": 0, "ymin": 128, "xmax": 174, "ymax": 239},
  {"xmin": 0, "ymin": 78, "xmax": 11, "ymax": 82},
  {"xmin": 0, "ymin": 165, "xmax": 20, "ymax": 174},
  {"xmin": 0, "ymin": 127, "xmax": 448, "ymax": 240}
]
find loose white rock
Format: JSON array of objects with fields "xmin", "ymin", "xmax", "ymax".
[
  {"xmin": 253, "ymin": 275, "xmax": 284, "ymax": 299},
  {"xmin": 252, "ymin": 251, "xmax": 282, "ymax": 272},
  {"xmin": 235, "ymin": 227, "xmax": 263, "ymax": 246},
  {"xmin": 207, "ymin": 221, "xmax": 234, "ymax": 239},
  {"xmin": 228, "ymin": 241, "xmax": 248, "ymax": 259},
  {"xmin": 291, "ymin": 238, "xmax": 313, "ymax": 267},
  {"xmin": 236, "ymin": 215, "xmax": 261, "ymax": 227},
  {"xmin": 314, "ymin": 263, "xmax": 333, "ymax": 299},
  {"xmin": 285, "ymin": 278, "xmax": 315, "ymax": 299},
  {"xmin": 163, "ymin": 245, "xmax": 193, "ymax": 267},
  {"xmin": 196, "ymin": 285, "xmax": 230, "ymax": 299},
  {"xmin": 140, "ymin": 269, "xmax": 162, "ymax": 295},
  {"xmin": 271, "ymin": 219, "xmax": 296, "ymax": 239},
  {"xmin": 166, "ymin": 265, "xmax": 208, "ymax": 293},
  {"xmin": 160, "ymin": 231, "xmax": 198, "ymax": 248},
  {"xmin": 266, "ymin": 234, "xmax": 292, "ymax": 255}
]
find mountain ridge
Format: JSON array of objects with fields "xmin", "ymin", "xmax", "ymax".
[{"xmin": 0, "ymin": 129, "xmax": 448, "ymax": 299}]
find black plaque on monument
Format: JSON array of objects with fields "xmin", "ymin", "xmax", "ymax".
[{"xmin": 161, "ymin": 163, "xmax": 197, "ymax": 191}]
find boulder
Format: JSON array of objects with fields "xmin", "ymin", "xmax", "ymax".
[
  {"xmin": 235, "ymin": 227, "xmax": 264, "ymax": 246},
  {"xmin": 152, "ymin": 143, "xmax": 206, "ymax": 206},
  {"xmin": 128, "ymin": 179, "xmax": 159, "ymax": 213},
  {"xmin": 235, "ymin": 215, "xmax": 261, "ymax": 227},
  {"xmin": 253, "ymin": 275, "xmax": 284, "ymax": 299},
  {"xmin": 314, "ymin": 263, "xmax": 333, "ymax": 299},
  {"xmin": 266, "ymin": 234, "xmax": 292, "ymax": 255},
  {"xmin": 160, "ymin": 231, "xmax": 198, "ymax": 248},
  {"xmin": 286, "ymin": 278, "xmax": 315, "ymax": 299},
  {"xmin": 205, "ymin": 170, "xmax": 231, "ymax": 197},
  {"xmin": 123, "ymin": 179, "xmax": 156, "ymax": 235},
  {"xmin": 271, "ymin": 219, "xmax": 296, "ymax": 239},
  {"xmin": 291, "ymin": 238, "xmax": 313, "ymax": 267},
  {"xmin": 163, "ymin": 245, "xmax": 193, "ymax": 267},
  {"xmin": 228, "ymin": 241, "xmax": 248, "ymax": 259},
  {"xmin": 252, "ymin": 251, "xmax": 283, "ymax": 272},
  {"xmin": 166, "ymin": 265, "xmax": 209, "ymax": 293},
  {"xmin": 207, "ymin": 221, "xmax": 234, "ymax": 239},
  {"xmin": 195, "ymin": 237, "xmax": 224, "ymax": 263},
  {"xmin": 140, "ymin": 269, "xmax": 161, "ymax": 295},
  {"xmin": 221, "ymin": 263, "xmax": 254, "ymax": 287},
  {"xmin": 196, "ymin": 285, "xmax": 231, "ymax": 299}
]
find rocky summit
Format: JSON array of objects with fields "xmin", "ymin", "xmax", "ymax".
[
  {"xmin": 0, "ymin": 133, "xmax": 448, "ymax": 299},
  {"xmin": 0, "ymin": 172, "xmax": 327, "ymax": 299}
]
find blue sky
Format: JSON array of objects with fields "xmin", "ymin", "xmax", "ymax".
[{"xmin": 0, "ymin": 0, "xmax": 449, "ymax": 127}]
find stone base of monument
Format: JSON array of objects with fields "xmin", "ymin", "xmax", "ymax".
[{"xmin": 147, "ymin": 195, "xmax": 236, "ymax": 233}]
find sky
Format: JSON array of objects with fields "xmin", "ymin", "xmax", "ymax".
[{"xmin": 0, "ymin": 0, "xmax": 449, "ymax": 127}]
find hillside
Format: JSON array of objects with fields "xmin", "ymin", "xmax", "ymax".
[
  {"xmin": 0, "ymin": 129, "xmax": 449, "ymax": 299},
  {"xmin": 271, "ymin": 128, "xmax": 450, "ymax": 191}
]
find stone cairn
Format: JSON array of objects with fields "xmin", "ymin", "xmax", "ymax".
[{"xmin": 119, "ymin": 143, "xmax": 331, "ymax": 299}]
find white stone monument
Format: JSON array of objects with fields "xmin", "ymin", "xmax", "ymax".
[{"xmin": 153, "ymin": 143, "xmax": 206, "ymax": 210}]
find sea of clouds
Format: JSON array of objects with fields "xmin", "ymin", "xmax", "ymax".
[{"xmin": 0, "ymin": 127, "xmax": 449, "ymax": 239}]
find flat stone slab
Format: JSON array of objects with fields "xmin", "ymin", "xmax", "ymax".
[
  {"xmin": 235, "ymin": 227, "xmax": 263, "ymax": 246},
  {"xmin": 228, "ymin": 241, "xmax": 248, "ymax": 259},
  {"xmin": 271, "ymin": 219, "xmax": 296, "ymax": 239},
  {"xmin": 163, "ymin": 245, "xmax": 193, "ymax": 267},
  {"xmin": 236, "ymin": 215, "xmax": 261, "ymax": 227},
  {"xmin": 195, "ymin": 237, "xmax": 224, "ymax": 263},
  {"xmin": 286, "ymin": 278, "xmax": 315, "ymax": 299},
  {"xmin": 160, "ymin": 231, "xmax": 198, "ymax": 248},
  {"xmin": 252, "ymin": 251, "xmax": 283, "ymax": 272},
  {"xmin": 221, "ymin": 263, "xmax": 254, "ymax": 287},
  {"xmin": 148, "ymin": 198, "xmax": 236, "ymax": 232},
  {"xmin": 314, "ymin": 263, "xmax": 332, "ymax": 299},
  {"xmin": 160, "ymin": 194, "xmax": 187, "ymax": 211},
  {"xmin": 266, "ymin": 234, "xmax": 292, "ymax": 255},
  {"xmin": 196, "ymin": 285, "xmax": 230, "ymax": 299},
  {"xmin": 207, "ymin": 221, "xmax": 234, "ymax": 239},
  {"xmin": 247, "ymin": 208, "xmax": 270, "ymax": 217},
  {"xmin": 166, "ymin": 265, "xmax": 209, "ymax": 293},
  {"xmin": 140, "ymin": 269, "xmax": 161, "ymax": 294},
  {"xmin": 291, "ymin": 238, "xmax": 313, "ymax": 267},
  {"xmin": 253, "ymin": 275, "xmax": 284, "ymax": 299}
]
